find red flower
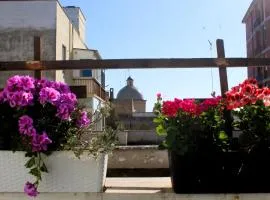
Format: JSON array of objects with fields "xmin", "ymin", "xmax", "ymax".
[
  {"xmin": 198, "ymin": 96, "xmax": 222, "ymax": 114},
  {"xmin": 162, "ymin": 97, "xmax": 221, "ymax": 117},
  {"xmin": 226, "ymin": 78, "xmax": 270, "ymax": 109}
]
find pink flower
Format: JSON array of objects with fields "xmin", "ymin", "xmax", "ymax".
[
  {"xmin": 6, "ymin": 75, "xmax": 22, "ymax": 92},
  {"xmin": 37, "ymin": 79, "xmax": 71, "ymax": 93},
  {"xmin": 36, "ymin": 79, "xmax": 52, "ymax": 89},
  {"xmin": 55, "ymin": 93, "xmax": 77, "ymax": 120},
  {"xmin": 76, "ymin": 111, "xmax": 91, "ymax": 128},
  {"xmin": 20, "ymin": 76, "xmax": 35, "ymax": 91},
  {"xmin": 39, "ymin": 87, "xmax": 60, "ymax": 105},
  {"xmin": 32, "ymin": 132, "xmax": 52, "ymax": 152},
  {"xmin": 8, "ymin": 91, "xmax": 33, "ymax": 107},
  {"xmin": 56, "ymin": 104, "xmax": 71, "ymax": 120},
  {"xmin": 24, "ymin": 182, "xmax": 38, "ymax": 197},
  {"xmin": 18, "ymin": 115, "xmax": 36, "ymax": 136},
  {"xmin": 51, "ymin": 81, "xmax": 71, "ymax": 93}
]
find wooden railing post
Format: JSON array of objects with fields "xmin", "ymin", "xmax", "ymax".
[
  {"xmin": 34, "ymin": 36, "xmax": 42, "ymax": 79},
  {"xmin": 216, "ymin": 39, "xmax": 233, "ymax": 138},
  {"xmin": 216, "ymin": 39, "xmax": 228, "ymax": 97}
]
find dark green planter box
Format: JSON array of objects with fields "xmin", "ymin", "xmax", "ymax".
[{"xmin": 169, "ymin": 150, "xmax": 270, "ymax": 193}]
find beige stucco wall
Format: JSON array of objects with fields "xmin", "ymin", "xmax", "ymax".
[
  {"xmin": 134, "ymin": 100, "xmax": 146, "ymax": 112},
  {"xmin": 56, "ymin": 2, "xmax": 88, "ymax": 84},
  {"xmin": 0, "ymin": 1, "xmax": 57, "ymax": 87},
  {"xmin": 55, "ymin": 2, "xmax": 71, "ymax": 83},
  {"xmin": 113, "ymin": 99, "xmax": 146, "ymax": 115},
  {"xmin": 78, "ymin": 10, "xmax": 86, "ymax": 42}
]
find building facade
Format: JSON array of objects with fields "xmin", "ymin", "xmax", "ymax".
[
  {"xmin": 0, "ymin": 0, "xmax": 106, "ymax": 130},
  {"xmin": 243, "ymin": 0, "xmax": 270, "ymax": 84}
]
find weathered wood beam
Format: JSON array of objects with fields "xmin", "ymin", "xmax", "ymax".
[
  {"xmin": 216, "ymin": 39, "xmax": 233, "ymax": 138},
  {"xmin": 0, "ymin": 58, "xmax": 269, "ymax": 71},
  {"xmin": 216, "ymin": 39, "xmax": 229, "ymax": 97},
  {"xmin": 34, "ymin": 36, "xmax": 42, "ymax": 79}
]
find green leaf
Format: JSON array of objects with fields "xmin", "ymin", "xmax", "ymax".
[
  {"xmin": 29, "ymin": 168, "xmax": 42, "ymax": 180},
  {"xmin": 25, "ymin": 157, "xmax": 35, "ymax": 168},
  {"xmin": 166, "ymin": 132, "xmax": 176, "ymax": 148},
  {"xmin": 218, "ymin": 131, "xmax": 228, "ymax": 141},
  {"xmin": 40, "ymin": 163, "xmax": 48, "ymax": 173},
  {"xmin": 25, "ymin": 152, "xmax": 34, "ymax": 157},
  {"xmin": 156, "ymin": 124, "xmax": 167, "ymax": 136},
  {"xmin": 153, "ymin": 118, "xmax": 162, "ymax": 124}
]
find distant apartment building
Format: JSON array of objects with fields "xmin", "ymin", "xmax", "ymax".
[
  {"xmin": 0, "ymin": 0, "xmax": 106, "ymax": 130},
  {"xmin": 243, "ymin": 0, "xmax": 270, "ymax": 85}
]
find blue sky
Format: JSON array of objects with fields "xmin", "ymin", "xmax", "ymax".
[{"xmin": 61, "ymin": 0, "xmax": 253, "ymax": 111}]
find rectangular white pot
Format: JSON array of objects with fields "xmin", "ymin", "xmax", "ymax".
[{"xmin": 0, "ymin": 151, "xmax": 108, "ymax": 193}]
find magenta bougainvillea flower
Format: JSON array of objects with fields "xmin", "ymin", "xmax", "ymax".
[
  {"xmin": 56, "ymin": 93, "xmax": 77, "ymax": 120},
  {"xmin": 39, "ymin": 87, "xmax": 60, "ymax": 105},
  {"xmin": 24, "ymin": 182, "xmax": 38, "ymax": 197},
  {"xmin": 31, "ymin": 132, "xmax": 52, "ymax": 152},
  {"xmin": 76, "ymin": 111, "xmax": 91, "ymax": 128},
  {"xmin": 18, "ymin": 115, "xmax": 36, "ymax": 137}
]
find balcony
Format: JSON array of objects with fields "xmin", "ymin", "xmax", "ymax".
[{"xmin": 72, "ymin": 77, "xmax": 106, "ymax": 100}]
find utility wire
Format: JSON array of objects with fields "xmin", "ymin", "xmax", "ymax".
[{"xmin": 208, "ymin": 40, "xmax": 215, "ymax": 96}]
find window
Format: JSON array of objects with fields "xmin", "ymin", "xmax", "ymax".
[
  {"xmin": 62, "ymin": 45, "xmax": 66, "ymax": 60},
  {"xmin": 80, "ymin": 69, "xmax": 92, "ymax": 77}
]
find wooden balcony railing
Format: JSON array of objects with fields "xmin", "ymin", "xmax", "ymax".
[
  {"xmin": 1, "ymin": 39, "xmax": 270, "ymax": 97},
  {"xmin": 73, "ymin": 78, "xmax": 106, "ymax": 100}
]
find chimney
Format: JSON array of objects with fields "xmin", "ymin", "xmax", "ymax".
[
  {"xmin": 64, "ymin": 6, "xmax": 86, "ymax": 41},
  {"xmin": 109, "ymin": 88, "xmax": 114, "ymax": 100}
]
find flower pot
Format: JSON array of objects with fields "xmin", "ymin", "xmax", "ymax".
[
  {"xmin": 0, "ymin": 151, "xmax": 108, "ymax": 193},
  {"xmin": 169, "ymin": 150, "xmax": 270, "ymax": 194},
  {"xmin": 234, "ymin": 147, "xmax": 270, "ymax": 193},
  {"xmin": 0, "ymin": 136, "xmax": 5, "ymax": 150},
  {"xmin": 169, "ymin": 151, "xmax": 228, "ymax": 194}
]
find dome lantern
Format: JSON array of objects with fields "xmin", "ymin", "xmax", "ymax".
[{"xmin": 116, "ymin": 77, "xmax": 143, "ymax": 100}]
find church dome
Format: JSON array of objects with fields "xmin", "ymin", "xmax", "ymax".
[{"xmin": 116, "ymin": 77, "xmax": 143, "ymax": 100}]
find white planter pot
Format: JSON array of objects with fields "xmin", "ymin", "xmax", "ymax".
[{"xmin": 0, "ymin": 151, "xmax": 108, "ymax": 193}]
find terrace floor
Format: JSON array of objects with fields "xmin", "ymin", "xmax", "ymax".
[
  {"xmin": 0, "ymin": 177, "xmax": 268, "ymax": 200},
  {"xmin": 105, "ymin": 177, "xmax": 172, "ymax": 194}
]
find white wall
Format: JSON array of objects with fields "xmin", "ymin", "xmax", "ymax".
[
  {"xmin": 72, "ymin": 49, "xmax": 102, "ymax": 83},
  {"xmin": 0, "ymin": 1, "xmax": 56, "ymax": 29},
  {"xmin": 0, "ymin": 193, "xmax": 267, "ymax": 200}
]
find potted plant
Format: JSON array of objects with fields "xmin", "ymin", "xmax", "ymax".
[
  {"xmin": 225, "ymin": 78, "xmax": 270, "ymax": 192},
  {"xmin": 0, "ymin": 75, "xmax": 117, "ymax": 197},
  {"xmin": 154, "ymin": 93, "xmax": 228, "ymax": 193}
]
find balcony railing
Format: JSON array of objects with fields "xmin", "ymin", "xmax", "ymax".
[{"xmin": 73, "ymin": 77, "xmax": 106, "ymax": 100}]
